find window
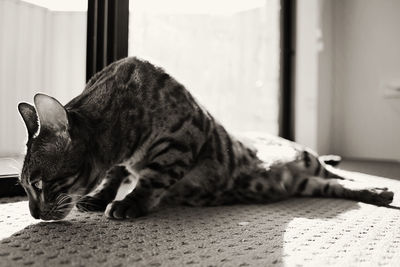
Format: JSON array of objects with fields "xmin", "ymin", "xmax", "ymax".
[{"xmin": 129, "ymin": 0, "xmax": 281, "ymax": 135}]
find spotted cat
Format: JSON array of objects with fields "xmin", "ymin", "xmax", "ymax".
[{"xmin": 18, "ymin": 57, "xmax": 394, "ymax": 220}]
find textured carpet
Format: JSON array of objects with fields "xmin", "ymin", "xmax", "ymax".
[{"xmin": 1, "ymin": 171, "xmax": 400, "ymax": 266}]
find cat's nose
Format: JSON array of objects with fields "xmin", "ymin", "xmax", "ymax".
[{"xmin": 29, "ymin": 202, "xmax": 41, "ymax": 219}]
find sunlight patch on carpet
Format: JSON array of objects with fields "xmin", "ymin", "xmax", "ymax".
[{"xmin": 0, "ymin": 198, "xmax": 37, "ymax": 240}]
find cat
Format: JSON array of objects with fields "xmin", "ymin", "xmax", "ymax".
[{"xmin": 18, "ymin": 57, "xmax": 394, "ymax": 220}]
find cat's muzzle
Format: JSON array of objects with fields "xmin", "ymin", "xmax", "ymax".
[{"xmin": 36, "ymin": 195, "xmax": 73, "ymax": 221}]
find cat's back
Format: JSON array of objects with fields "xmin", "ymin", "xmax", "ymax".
[
  {"xmin": 82, "ymin": 57, "xmax": 167, "ymax": 95},
  {"xmin": 67, "ymin": 57, "xmax": 199, "ymax": 116}
]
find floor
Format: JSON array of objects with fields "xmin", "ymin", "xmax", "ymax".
[
  {"xmin": 339, "ymin": 158, "xmax": 400, "ymax": 180},
  {"xmin": 0, "ymin": 161, "xmax": 400, "ymax": 266}
]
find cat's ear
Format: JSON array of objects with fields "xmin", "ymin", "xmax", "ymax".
[
  {"xmin": 18, "ymin": 102, "xmax": 39, "ymax": 138},
  {"xmin": 34, "ymin": 93, "xmax": 69, "ymax": 132}
]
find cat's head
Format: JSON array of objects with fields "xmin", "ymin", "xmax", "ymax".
[{"xmin": 18, "ymin": 94, "xmax": 88, "ymax": 220}]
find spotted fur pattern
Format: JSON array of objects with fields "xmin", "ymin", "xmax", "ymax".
[{"xmin": 18, "ymin": 57, "xmax": 394, "ymax": 220}]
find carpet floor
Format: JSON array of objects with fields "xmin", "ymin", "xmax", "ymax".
[{"xmin": 1, "ymin": 169, "xmax": 400, "ymax": 266}]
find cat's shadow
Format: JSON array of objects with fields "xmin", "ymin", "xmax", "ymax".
[{"xmin": 0, "ymin": 198, "xmax": 361, "ymax": 266}]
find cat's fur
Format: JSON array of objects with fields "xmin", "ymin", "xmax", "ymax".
[{"xmin": 18, "ymin": 57, "xmax": 394, "ymax": 220}]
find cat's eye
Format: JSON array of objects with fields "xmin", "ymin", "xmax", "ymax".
[{"xmin": 33, "ymin": 180, "xmax": 42, "ymax": 190}]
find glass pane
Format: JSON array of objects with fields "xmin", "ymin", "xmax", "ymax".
[
  {"xmin": 0, "ymin": 0, "xmax": 87, "ymax": 162},
  {"xmin": 129, "ymin": 0, "xmax": 280, "ymax": 135}
]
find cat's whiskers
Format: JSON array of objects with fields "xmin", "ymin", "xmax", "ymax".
[
  {"xmin": 56, "ymin": 195, "xmax": 86, "ymax": 209},
  {"xmin": 41, "ymin": 193, "xmax": 74, "ymax": 217},
  {"xmin": 55, "ymin": 194, "xmax": 69, "ymax": 206},
  {"xmin": 43, "ymin": 203, "xmax": 60, "ymax": 218},
  {"xmin": 56, "ymin": 201, "xmax": 75, "ymax": 209}
]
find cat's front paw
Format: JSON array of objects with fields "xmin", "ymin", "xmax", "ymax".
[
  {"xmin": 76, "ymin": 195, "xmax": 108, "ymax": 212},
  {"xmin": 105, "ymin": 199, "xmax": 147, "ymax": 219}
]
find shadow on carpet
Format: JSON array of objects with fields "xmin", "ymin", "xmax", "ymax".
[{"xmin": 1, "ymin": 173, "xmax": 400, "ymax": 266}]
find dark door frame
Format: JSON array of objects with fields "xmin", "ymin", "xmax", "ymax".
[
  {"xmin": 279, "ymin": 0, "xmax": 296, "ymax": 141},
  {"xmin": 86, "ymin": 0, "xmax": 129, "ymax": 82}
]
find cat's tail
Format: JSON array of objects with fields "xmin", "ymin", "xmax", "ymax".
[
  {"xmin": 316, "ymin": 154, "xmax": 355, "ymax": 181},
  {"xmin": 319, "ymin": 154, "xmax": 342, "ymax": 167}
]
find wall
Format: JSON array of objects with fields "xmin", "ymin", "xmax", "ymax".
[
  {"xmin": 295, "ymin": 0, "xmax": 320, "ymax": 151},
  {"xmin": 332, "ymin": 0, "xmax": 400, "ymax": 160},
  {"xmin": 316, "ymin": 0, "xmax": 334, "ymax": 156},
  {"xmin": 296, "ymin": 0, "xmax": 400, "ymax": 161},
  {"xmin": 0, "ymin": 0, "xmax": 86, "ymax": 157},
  {"xmin": 295, "ymin": 0, "xmax": 333, "ymax": 154}
]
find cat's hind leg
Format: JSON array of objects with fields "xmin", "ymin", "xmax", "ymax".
[
  {"xmin": 76, "ymin": 166, "xmax": 130, "ymax": 212},
  {"xmin": 295, "ymin": 175, "xmax": 394, "ymax": 206}
]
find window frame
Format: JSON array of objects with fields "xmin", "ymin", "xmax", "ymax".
[
  {"xmin": 279, "ymin": 0, "xmax": 296, "ymax": 141},
  {"xmin": 86, "ymin": 0, "xmax": 129, "ymax": 81}
]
